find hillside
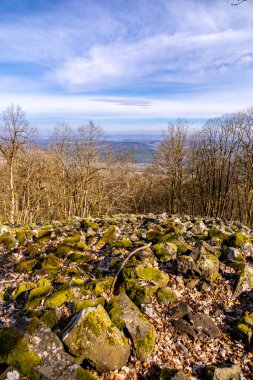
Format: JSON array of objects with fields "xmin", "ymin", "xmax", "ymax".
[{"xmin": 0, "ymin": 214, "xmax": 252, "ymax": 380}]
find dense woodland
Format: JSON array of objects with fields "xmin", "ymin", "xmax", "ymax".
[{"xmin": 0, "ymin": 104, "xmax": 252, "ymax": 226}]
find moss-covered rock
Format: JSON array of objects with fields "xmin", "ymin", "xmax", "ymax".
[
  {"xmin": 237, "ymin": 311, "xmax": 253, "ymax": 346},
  {"xmin": 234, "ymin": 263, "xmax": 253, "ymax": 298},
  {"xmin": 0, "ymin": 328, "xmax": 41, "ymax": 379},
  {"xmin": 41, "ymin": 253, "xmax": 61, "ymax": 270},
  {"xmin": 12, "ymin": 282, "xmax": 36, "ymax": 300},
  {"xmin": 203, "ymin": 364, "xmax": 241, "ymax": 380},
  {"xmin": 15, "ymin": 226, "xmax": 33, "ymax": 246},
  {"xmin": 156, "ymin": 287, "xmax": 177, "ymax": 304},
  {"xmin": 136, "ymin": 265, "xmax": 169, "ymax": 287},
  {"xmin": 95, "ymin": 225, "xmax": 121, "ymax": 248},
  {"xmin": 108, "ymin": 293, "xmax": 156, "ymax": 361},
  {"xmin": 62, "ymin": 304, "xmax": 130, "ymax": 372},
  {"xmin": 146, "ymin": 228, "xmax": 163, "ymax": 243},
  {"xmin": 120, "ymin": 279, "xmax": 146, "ymax": 307},
  {"xmin": 196, "ymin": 254, "xmax": 220, "ymax": 283},
  {"xmin": 166, "ymin": 239, "xmax": 192, "ymax": 255},
  {"xmin": 26, "ymin": 243, "xmax": 41, "ymax": 256},
  {"xmin": 153, "ymin": 242, "xmax": 177, "ymax": 262},
  {"xmin": 112, "ymin": 237, "xmax": 133, "ymax": 249},
  {"xmin": 0, "ymin": 232, "xmax": 17, "ymax": 250},
  {"xmin": 73, "ymin": 297, "xmax": 105, "ymax": 314},
  {"xmin": 0, "ymin": 317, "xmax": 90, "ymax": 380},
  {"xmin": 159, "ymin": 368, "xmax": 191, "ymax": 380},
  {"xmin": 226, "ymin": 232, "xmax": 250, "ymax": 248},
  {"xmin": 37, "ymin": 226, "xmax": 52, "ymax": 241},
  {"xmin": 25, "ymin": 284, "xmax": 53, "ymax": 309},
  {"xmin": 39, "ymin": 308, "xmax": 61, "ymax": 329},
  {"xmin": 44, "ymin": 285, "xmax": 77, "ymax": 308},
  {"xmin": 15, "ymin": 259, "xmax": 37, "ymax": 274}
]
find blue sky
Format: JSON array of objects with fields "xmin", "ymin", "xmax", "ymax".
[{"xmin": 0, "ymin": 0, "xmax": 253, "ymax": 134}]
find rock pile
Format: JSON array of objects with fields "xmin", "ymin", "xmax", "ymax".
[{"xmin": 0, "ymin": 214, "xmax": 252, "ymax": 379}]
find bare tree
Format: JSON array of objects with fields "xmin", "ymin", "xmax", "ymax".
[
  {"xmin": 0, "ymin": 104, "xmax": 35, "ymax": 223},
  {"xmin": 155, "ymin": 119, "xmax": 189, "ymax": 214}
]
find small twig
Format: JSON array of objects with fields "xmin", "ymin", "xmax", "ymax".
[{"xmin": 109, "ymin": 243, "xmax": 151, "ymax": 299}]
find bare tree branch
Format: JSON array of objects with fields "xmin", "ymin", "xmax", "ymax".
[{"xmin": 109, "ymin": 243, "xmax": 152, "ymax": 299}]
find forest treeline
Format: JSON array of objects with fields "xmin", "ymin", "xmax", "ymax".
[{"xmin": 0, "ymin": 104, "xmax": 252, "ymax": 226}]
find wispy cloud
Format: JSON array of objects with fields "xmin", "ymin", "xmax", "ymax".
[{"xmin": 0, "ymin": 0, "xmax": 252, "ymax": 131}]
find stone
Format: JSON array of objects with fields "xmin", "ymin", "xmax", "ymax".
[
  {"xmin": 95, "ymin": 225, "xmax": 121, "ymax": 248},
  {"xmin": 135, "ymin": 265, "xmax": 169, "ymax": 287},
  {"xmin": 196, "ymin": 254, "xmax": 219, "ymax": 283},
  {"xmin": 188, "ymin": 312, "xmax": 220, "ymax": 338},
  {"xmin": 62, "ymin": 304, "xmax": 130, "ymax": 372},
  {"xmin": 159, "ymin": 368, "xmax": 191, "ymax": 380},
  {"xmin": 237, "ymin": 311, "xmax": 253, "ymax": 347},
  {"xmin": 234, "ymin": 264, "xmax": 253, "ymax": 298},
  {"xmin": 0, "ymin": 367, "xmax": 23, "ymax": 380},
  {"xmin": 152, "ymin": 242, "xmax": 177, "ymax": 262},
  {"xmin": 108, "ymin": 292, "xmax": 156, "ymax": 361},
  {"xmin": 0, "ymin": 317, "xmax": 93, "ymax": 380},
  {"xmin": 156, "ymin": 287, "xmax": 177, "ymax": 304},
  {"xmin": 177, "ymin": 255, "xmax": 201, "ymax": 278},
  {"xmin": 227, "ymin": 232, "xmax": 250, "ymax": 248},
  {"xmin": 204, "ymin": 363, "xmax": 241, "ymax": 380},
  {"xmin": 170, "ymin": 302, "xmax": 192, "ymax": 319},
  {"xmin": 120, "ymin": 279, "xmax": 146, "ymax": 307},
  {"xmin": 172, "ymin": 319, "xmax": 197, "ymax": 340}
]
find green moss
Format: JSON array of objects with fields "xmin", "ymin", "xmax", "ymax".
[
  {"xmin": 83, "ymin": 310, "xmax": 104, "ymax": 336},
  {"xmin": 0, "ymin": 329, "xmax": 20, "ymax": 362},
  {"xmin": 112, "ymin": 237, "xmax": 133, "ymax": 249},
  {"xmin": 55, "ymin": 244, "xmax": 71, "ymax": 257},
  {"xmin": 134, "ymin": 328, "xmax": 155, "ymax": 357},
  {"xmin": 136, "ymin": 266, "xmax": 169, "ymax": 287},
  {"xmin": 237, "ymin": 323, "xmax": 252, "ymax": 334},
  {"xmin": 63, "ymin": 233, "xmax": 81, "ymax": 244},
  {"xmin": 95, "ymin": 225, "xmax": 119, "ymax": 247},
  {"xmin": 0, "ymin": 329, "xmax": 41, "ymax": 379},
  {"xmin": 209, "ymin": 227, "xmax": 227, "ymax": 241},
  {"xmin": 70, "ymin": 278, "xmax": 85, "ymax": 287},
  {"xmin": 84, "ymin": 278, "xmax": 113, "ymax": 296},
  {"xmin": 40, "ymin": 309, "xmax": 59, "ymax": 329},
  {"xmin": 76, "ymin": 367, "xmax": 98, "ymax": 380},
  {"xmin": 153, "ymin": 242, "xmax": 177, "ymax": 262},
  {"xmin": 68, "ymin": 252, "xmax": 92, "ymax": 263},
  {"xmin": 41, "ymin": 253, "xmax": 61, "ymax": 269},
  {"xmin": 107, "ymin": 296, "xmax": 125, "ymax": 330},
  {"xmin": 26, "ymin": 243, "xmax": 41, "ymax": 256},
  {"xmin": 156, "ymin": 287, "xmax": 177, "ymax": 304},
  {"xmin": 121, "ymin": 265, "xmax": 137, "ymax": 281},
  {"xmin": 73, "ymin": 297, "xmax": 105, "ymax": 314},
  {"xmin": 16, "ymin": 259, "xmax": 36, "ymax": 274},
  {"xmin": 25, "ymin": 284, "xmax": 53, "ymax": 309},
  {"xmin": 159, "ymin": 368, "xmax": 178, "ymax": 380},
  {"xmin": 0, "ymin": 232, "xmax": 16, "ymax": 250},
  {"xmin": 120, "ymin": 279, "xmax": 145, "ymax": 307},
  {"xmin": 16, "ymin": 227, "xmax": 33, "ymax": 246},
  {"xmin": 37, "ymin": 228, "xmax": 52, "ymax": 240},
  {"xmin": 12, "ymin": 282, "xmax": 36, "ymax": 300},
  {"xmin": 44, "ymin": 285, "xmax": 76, "ymax": 308},
  {"xmin": 244, "ymin": 311, "xmax": 253, "ymax": 327},
  {"xmin": 36, "ymin": 278, "xmax": 51, "ymax": 287},
  {"xmin": 165, "ymin": 239, "xmax": 192, "ymax": 255},
  {"xmin": 146, "ymin": 229, "xmax": 163, "ymax": 243},
  {"xmin": 227, "ymin": 233, "xmax": 250, "ymax": 248}
]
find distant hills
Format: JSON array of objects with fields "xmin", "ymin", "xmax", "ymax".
[{"xmin": 35, "ymin": 134, "xmax": 163, "ymax": 163}]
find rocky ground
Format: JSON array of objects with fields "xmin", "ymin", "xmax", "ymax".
[{"xmin": 0, "ymin": 214, "xmax": 252, "ymax": 380}]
